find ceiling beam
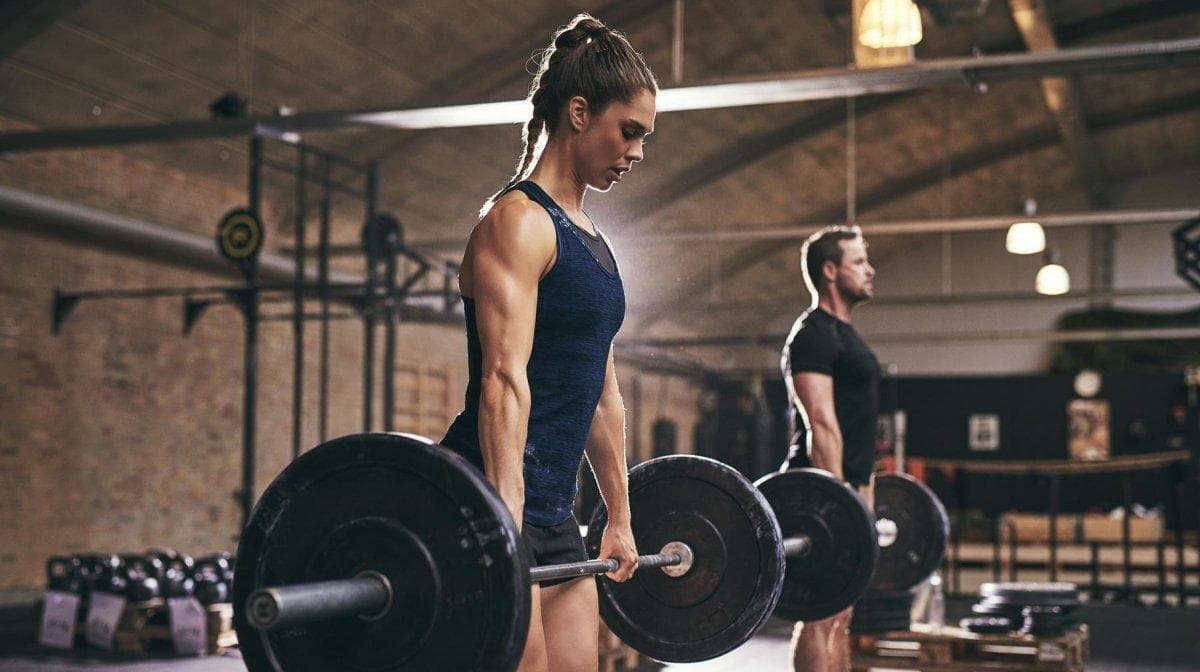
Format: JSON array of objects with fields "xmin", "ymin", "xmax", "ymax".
[
  {"xmin": 362, "ymin": 0, "xmax": 669, "ymax": 167},
  {"xmin": 629, "ymin": 286, "xmax": 1198, "ymax": 313},
  {"xmin": 1009, "ymin": 0, "xmax": 1110, "ymax": 206},
  {"xmin": 1, "ymin": 36, "xmax": 1196, "ymax": 153},
  {"xmin": 627, "ymin": 89, "xmax": 1200, "ymax": 334},
  {"xmin": 613, "ymin": 207, "xmax": 1197, "ymax": 244},
  {"xmin": 627, "ymin": 2, "xmax": 1200, "ymax": 219},
  {"xmin": 0, "ymin": 0, "xmax": 88, "ymax": 62},
  {"xmin": 621, "ymin": 326, "xmax": 1200, "ymax": 350},
  {"xmin": 300, "ymin": 206, "xmax": 1197, "ymax": 255}
]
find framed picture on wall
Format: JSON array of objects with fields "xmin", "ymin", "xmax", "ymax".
[
  {"xmin": 1068, "ymin": 399, "xmax": 1110, "ymax": 461},
  {"xmin": 968, "ymin": 414, "xmax": 1000, "ymax": 452}
]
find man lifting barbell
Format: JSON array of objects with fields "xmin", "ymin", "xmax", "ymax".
[{"xmin": 780, "ymin": 224, "xmax": 880, "ymax": 672}]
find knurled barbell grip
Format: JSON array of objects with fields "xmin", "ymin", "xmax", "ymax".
[{"xmin": 529, "ymin": 550, "xmax": 683, "ymax": 583}]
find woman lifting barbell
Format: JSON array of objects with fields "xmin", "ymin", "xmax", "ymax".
[{"xmin": 439, "ymin": 13, "xmax": 657, "ymax": 672}]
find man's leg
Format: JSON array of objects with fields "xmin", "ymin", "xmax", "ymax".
[
  {"xmin": 540, "ymin": 576, "xmax": 600, "ymax": 672},
  {"xmin": 518, "ymin": 584, "xmax": 550, "ymax": 672},
  {"xmin": 792, "ymin": 607, "xmax": 853, "ymax": 672}
]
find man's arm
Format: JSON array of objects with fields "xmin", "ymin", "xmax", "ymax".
[
  {"xmin": 792, "ymin": 371, "xmax": 844, "ymax": 481},
  {"xmin": 469, "ymin": 199, "xmax": 556, "ymax": 529},
  {"xmin": 583, "ymin": 348, "xmax": 638, "ymax": 581}
]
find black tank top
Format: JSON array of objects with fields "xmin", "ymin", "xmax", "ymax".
[{"xmin": 442, "ymin": 181, "xmax": 626, "ymax": 525}]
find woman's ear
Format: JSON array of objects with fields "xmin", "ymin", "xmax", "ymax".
[{"xmin": 566, "ymin": 95, "xmax": 590, "ymax": 132}]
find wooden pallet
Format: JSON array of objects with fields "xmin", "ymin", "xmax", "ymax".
[
  {"xmin": 851, "ymin": 623, "xmax": 1088, "ymax": 672},
  {"xmin": 110, "ymin": 600, "xmax": 236, "ymax": 655},
  {"xmin": 598, "ymin": 619, "xmax": 645, "ymax": 672}
]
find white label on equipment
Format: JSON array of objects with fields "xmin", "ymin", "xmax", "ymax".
[
  {"xmin": 168, "ymin": 597, "xmax": 208, "ymax": 655},
  {"xmin": 1037, "ymin": 643, "xmax": 1066, "ymax": 661},
  {"xmin": 38, "ymin": 590, "xmax": 81, "ymax": 650},
  {"xmin": 84, "ymin": 592, "xmax": 126, "ymax": 650},
  {"xmin": 968, "ymin": 414, "xmax": 1000, "ymax": 451}
]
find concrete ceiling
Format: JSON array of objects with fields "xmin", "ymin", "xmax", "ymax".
[{"xmin": 1, "ymin": 0, "xmax": 1198, "ymax": 369}]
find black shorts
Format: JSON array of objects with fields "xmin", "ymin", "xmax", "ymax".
[{"xmin": 523, "ymin": 514, "xmax": 588, "ymax": 588}]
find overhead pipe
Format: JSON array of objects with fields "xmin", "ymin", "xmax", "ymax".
[
  {"xmin": 0, "ymin": 185, "xmax": 460, "ymax": 325},
  {"xmin": 1, "ymin": 37, "xmax": 1197, "ymax": 152},
  {"xmin": 0, "ymin": 185, "xmax": 360, "ymax": 284}
]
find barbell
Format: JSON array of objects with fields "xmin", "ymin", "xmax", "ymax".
[{"xmin": 233, "ymin": 433, "xmax": 947, "ymax": 670}]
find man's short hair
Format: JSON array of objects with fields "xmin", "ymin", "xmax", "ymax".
[{"xmin": 801, "ymin": 225, "xmax": 863, "ymax": 295}]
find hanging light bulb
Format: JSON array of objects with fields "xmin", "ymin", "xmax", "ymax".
[
  {"xmin": 1006, "ymin": 198, "xmax": 1045, "ymax": 255},
  {"xmin": 1036, "ymin": 248, "xmax": 1070, "ymax": 296},
  {"xmin": 858, "ymin": 0, "xmax": 924, "ymax": 49}
]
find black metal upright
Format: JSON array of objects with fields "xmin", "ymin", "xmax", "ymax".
[
  {"xmin": 361, "ymin": 162, "xmax": 377, "ymax": 432},
  {"xmin": 1122, "ymin": 477, "xmax": 1134, "ymax": 600},
  {"xmin": 291, "ymin": 146, "xmax": 307, "ymax": 460},
  {"xmin": 241, "ymin": 135, "xmax": 263, "ymax": 533},
  {"xmin": 318, "ymin": 156, "xmax": 332, "ymax": 441},
  {"xmin": 368, "ymin": 163, "xmax": 397, "ymax": 432},
  {"xmin": 1048, "ymin": 474, "xmax": 1061, "ymax": 582}
]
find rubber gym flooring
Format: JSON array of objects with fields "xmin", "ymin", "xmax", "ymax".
[{"xmin": 1, "ymin": 596, "xmax": 1197, "ymax": 671}]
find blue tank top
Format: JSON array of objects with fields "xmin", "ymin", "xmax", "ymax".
[{"xmin": 442, "ymin": 181, "xmax": 626, "ymax": 526}]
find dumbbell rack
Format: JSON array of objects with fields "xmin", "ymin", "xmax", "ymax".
[
  {"xmin": 98, "ymin": 599, "xmax": 236, "ymax": 656},
  {"xmin": 850, "ymin": 623, "xmax": 1088, "ymax": 672}
]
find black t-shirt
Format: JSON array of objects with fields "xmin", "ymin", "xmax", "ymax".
[{"xmin": 781, "ymin": 307, "xmax": 880, "ymax": 487}]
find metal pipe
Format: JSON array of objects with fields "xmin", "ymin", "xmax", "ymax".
[
  {"xmin": 622, "ymin": 326, "xmax": 1200, "ymax": 349},
  {"xmin": 2, "ymin": 37, "xmax": 1197, "ymax": 151},
  {"xmin": 408, "ymin": 207, "xmax": 1198, "ymax": 253},
  {"xmin": 611, "ymin": 208, "xmax": 1200, "ymax": 245},
  {"xmin": 0, "ymin": 185, "xmax": 363, "ymax": 286},
  {"xmin": 637, "ymin": 286, "xmax": 1197, "ymax": 313}
]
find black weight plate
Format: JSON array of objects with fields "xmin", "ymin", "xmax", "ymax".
[
  {"xmin": 217, "ymin": 208, "xmax": 264, "ymax": 261},
  {"xmin": 960, "ymin": 616, "xmax": 1014, "ymax": 634},
  {"xmin": 858, "ymin": 588, "xmax": 913, "ymax": 601},
  {"xmin": 854, "ymin": 593, "xmax": 913, "ymax": 613},
  {"xmin": 855, "ymin": 600, "xmax": 912, "ymax": 618},
  {"xmin": 977, "ymin": 595, "xmax": 1080, "ymax": 610},
  {"xmin": 756, "ymin": 468, "xmax": 877, "ymax": 622},
  {"xmin": 971, "ymin": 603, "xmax": 1025, "ymax": 620},
  {"xmin": 979, "ymin": 582, "xmax": 1078, "ymax": 599},
  {"xmin": 234, "ymin": 433, "xmax": 528, "ymax": 672},
  {"xmin": 362, "ymin": 213, "xmax": 405, "ymax": 261},
  {"xmin": 587, "ymin": 455, "xmax": 783, "ymax": 663},
  {"xmin": 871, "ymin": 473, "xmax": 949, "ymax": 591},
  {"xmin": 856, "ymin": 591, "xmax": 914, "ymax": 610}
]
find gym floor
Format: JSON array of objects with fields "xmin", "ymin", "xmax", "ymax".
[
  {"xmin": 4, "ymin": 1, "xmax": 1200, "ymax": 671},
  {"xmin": 3, "ymin": 598, "xmax": 1199, "ymax": 671}
]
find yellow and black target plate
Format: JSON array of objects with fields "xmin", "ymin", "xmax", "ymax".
[{"xmin": 217, "ymin": 208, "xmax": 264, "ymax": 261}]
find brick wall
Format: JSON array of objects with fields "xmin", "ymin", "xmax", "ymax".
[{"xmin": 0, "ymin": 115, "xmax": 706, "ymax": 590}]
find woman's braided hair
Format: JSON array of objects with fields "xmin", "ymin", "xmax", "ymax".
[{"xmin": 480, "ymin": 13, "xmax": 657, "ymax": 217}]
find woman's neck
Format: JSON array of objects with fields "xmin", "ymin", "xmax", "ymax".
[{"xmin": 526, "ymin": 138, "xmax": 587, "ymax": 213}]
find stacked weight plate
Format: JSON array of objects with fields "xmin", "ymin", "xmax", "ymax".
[
  {"xmin": 962, "ymin": 582, "xmax": 1081, "ymax": 637},
  {"xmin": 849, "ymin": 588, "xmax": 913, "ymax": 634}
]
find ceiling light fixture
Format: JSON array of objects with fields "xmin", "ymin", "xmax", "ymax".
[
  {"xmin": 858, "ymin": 0, "xmax": 924, "ymax": 49},
  {"xmin": 1006, "ymin": 198, "xmax": 1046, "ymax": 254},
  {"xmin": 1035, "ymin": 247, "xmax": 1070, "ymax": 295}
]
